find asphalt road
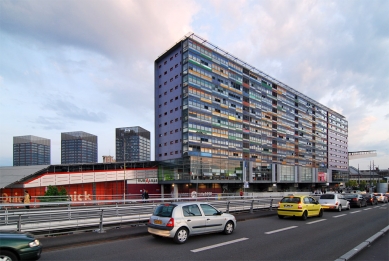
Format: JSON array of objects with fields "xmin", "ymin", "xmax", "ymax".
[{"xmin": 38, "ymin": 204, "xmax": 389, "ymax": 261}]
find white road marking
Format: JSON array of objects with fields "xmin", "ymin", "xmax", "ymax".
[
  {"xmin": 333, "ymin": 214, "xmax": 347, "ymax": 218},
  {"xmin": 307, "ymin": 219, "xmax": 326, "ymax": 224},
  {"xmin": 350, "ymin": 210, "xmax": 361, "ymax": 214},
  {"xmin": 363, "ymin": 208, "xmax": 372, "ymax": 211},
  {"xmin": 191, "ymin": 238, "xmax": 249, "ymax": 252},
  {"xmin": 265, "ymin": 226, "xmax": 298, "ymax": 234}
]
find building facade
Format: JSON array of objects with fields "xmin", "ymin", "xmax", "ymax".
[
  {"xmin": 13, "ymin": 135, "xmax": 50, "ymax": 166},
  {"xmin": 61, "ymin": 131, "xmax": 98, "ymax": 164},
  {"xmin": 155, "ymin": 33, "xmax": 348, "ymax": 193},
  {"xmin": 116, "ymin": 127, "xmax": 151, "ymax": 162}
]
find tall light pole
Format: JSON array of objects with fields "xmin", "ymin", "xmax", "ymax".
[{"xmin": 122, "ymin": 132, "xmax": 127, "ymax": 201}]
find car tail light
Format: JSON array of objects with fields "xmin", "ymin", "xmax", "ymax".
[
  {"xmin": 335, "ymin": 202, "xmax": 339, "ymax": 205},
  {"xmin": 166, "ymin": 218, "xmax": 174, "ymax": 227},
  {"xmin": 352, "ymin": 198, "xmax": 357, "ymax": 201},
  {"xmin": 298, "ymin": 203, "xmax": 302, "ymax": 209},
  {"xmin": 278, "ymin": 202, "xmax": 281, "ymax": 208}
]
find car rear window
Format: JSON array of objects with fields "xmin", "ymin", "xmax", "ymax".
[
  {"xmin": 320, "ymin": 194, "xmax": 335, "ymax": 199},
  {"xmin": 344, "ymin": 194, "xmax": 358, "ymax": 198},
  {"xmin": 153, "ymin": 204, "xmax": 176, "ymax": 217},
  {"xmin": 281, "ymin": 197, "xmax": 300, "ymax": 203}
]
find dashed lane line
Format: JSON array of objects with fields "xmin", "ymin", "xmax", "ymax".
[
  {"xmin": 265, "ymin": 226, "xmax": 298, "ymax": 235},
  {"xmin": 333, "ymin": 214, "xmax": 347, "ymax": 218},
  {"xmin": 306, "ymin": 219, "xmax": 326, "ymax": 225},
  {"xmin": 191, "ymin": 238, "xmax": 249, "ymax": 253},
  {"xmin": 350, "ymin": 210, "xmax": 362, "ymax": 214}
]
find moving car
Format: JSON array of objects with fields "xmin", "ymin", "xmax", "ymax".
[
  {"xmin": 277, "ymin": 195, "xmax": 323, "ymax": 220},
  {"xmin": 373, "ymin": 193, "xmax": 388, "ymax": 203},
  {"xmin": 318, "ymin": 193, "xmax": 350, "ymax": 211},
  {"xmin": 363, "ymin": 194, "xmax": 378, "ymax": 205},
  {"xmin": 0, "ymin": 230, "xmax": 42, "ymax": 261},
  {"xmin": 147, "ymin": 202, "xmax": 236, "ymax": 244},
  {"xmin": 344, "ymin": 193, "xmax": 367, "ymax": 208}
]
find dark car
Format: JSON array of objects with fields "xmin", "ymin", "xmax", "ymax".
[
  {"xmin": 363, "ymin": 194, "xmax": 378, "ymax": 205},
  {"xmin": 0, "ymin": 230, "xmax": 42, "ymax": 261},
  {"xmin": 343, "ymin": 193, "xmax": 367, "ymax": 208}
]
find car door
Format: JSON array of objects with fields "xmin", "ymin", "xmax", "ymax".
[
  {"xmin": 200, "ymin": 203, "xmax": 225, "ymax": 233},
  {"xmin": 182, "ymin": 204, "xmax": 205, "ymax": 235},
  {"xmin": 338, "ymin": 195, "xmax": 348, "ymax": 209},
  {"xmin": 307, "ymin": 196, "xmax": 320, "ymax": 216}
]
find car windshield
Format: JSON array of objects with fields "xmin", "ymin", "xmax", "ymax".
[
  {"xmin": 281, "ymin": 197, "xmax": 301, "ymax": 203},
  {"xmin": 153, "ymin": 204, "xmax": 176, "ymax": 217},
  {"xmin": 320, "ymin": 194, "xmax": 335, "ymax": 199},
  {"xmin": 344, "ymin": 194, "xmax": 358, "ymax": 198}
]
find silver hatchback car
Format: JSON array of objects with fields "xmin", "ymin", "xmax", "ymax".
[
  {"xmin": 147, "ymin": 202, "xmax": 236, "ymax": 244},
  {"xmin": 318, "ymin": 193, "xmax": 350, "ymax": 211}
]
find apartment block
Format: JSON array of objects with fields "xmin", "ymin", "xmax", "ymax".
[{"xmin": 155, "ymin": 33, "xmax": 348, "ymax": 192}]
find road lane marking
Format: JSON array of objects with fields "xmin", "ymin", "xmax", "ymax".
[
  {"xmin": 191, "ymin": 238, "xmax": 249, "ymax": 252},
  {"xmin": 307, "ymin": 219, "xmax": 326, "ymax": 224},
  {"xmin": 265, "ymin": 226, "xmax": 298, "ymax": 234},
  {"xmin": 363, "ymin": 208, "xmax": 372, "ymax": 211},
  {"xmin": 350, "ymin": 210, "xmax": 361, "ymax": 214},
  {"xmin": 333, "ymin": 214, "xmax": 347, "ymax": 218}
]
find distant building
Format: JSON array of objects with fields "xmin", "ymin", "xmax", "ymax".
[
  {"xmin": 102, "ymin": 156, "xmax": 115, "ymax": 163},
  {"xmin": 61, "ymin": 131, "xmax": 98, "ymax": 164},
  {"xmin": 13, "ymin": 135, "xmax": 50, "ymax": 166},
  {"xmin": 116, "ymin": 127, "xmax": 151, "ymax": 162}
]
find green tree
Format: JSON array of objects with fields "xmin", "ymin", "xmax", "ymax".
[{"xmin": 39, "ymin": 185, "xmax": 68, "ymax": 202}]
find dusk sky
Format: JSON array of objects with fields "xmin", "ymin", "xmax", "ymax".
[{"xmin": 1, "ymin": 0, "xmax": 388, "ymax": 170}]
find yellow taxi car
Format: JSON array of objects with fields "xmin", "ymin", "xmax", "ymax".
[{"xmin": 277, "ymin": 195, "xmax": 323, "ymax": 220}]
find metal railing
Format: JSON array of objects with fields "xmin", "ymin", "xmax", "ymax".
[{"xmin": 0, "ymin": 195, "xmax": 280, "ymax": 235}]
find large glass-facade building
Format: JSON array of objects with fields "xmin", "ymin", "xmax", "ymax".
[
  {"xmin": 13, "ymin": 135, "xmax": 51, "ymax": 166},
  {"xmin": 61, "ymin": 131, "xmax": 98, "ymax": 164},
  {"xmin": 155, "ymin": 33, "xmax": 348, "ymax": 192},
  {"xmin": 116, "ymin": 126, "xmax": 151, "ymax": 162}
]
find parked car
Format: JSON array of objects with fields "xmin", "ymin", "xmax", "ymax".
[
  {"xmin": 373, "ymin": 193, "xmax": 388, "ymax": 203},
  {"xmin": 277, "ymin": 195, "xmax": 323, "ymax": 220},
  {"xmin": 343, "ymin": 193, "xmax": 367, "ymax": 208},
  {"xmin": 318, "ymin": 193, "xmax": 350, "ymax": 211},
  {"xmin": 0, "ymin": 230, "xmax": 42, "ymax": 261},
  {"xmin": 147, "ymin": 202, "xmax": 236, "ymax": 244}
]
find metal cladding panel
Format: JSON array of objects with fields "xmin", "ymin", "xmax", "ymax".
[
  {"xmin": 56, "ymin": 174, "xmax": 70, "ymax": 185},
  {"xmin": 41, "ymin": 175, "xmax": 56, "ymax": 186},
  {"xmin": 70, "ymin": 174, "xmax": 83, "ymax": 184}
]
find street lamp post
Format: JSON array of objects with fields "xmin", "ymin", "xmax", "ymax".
[{"xmin": 123, "ymin": 133, "xmax": 127, "ymax": 202}]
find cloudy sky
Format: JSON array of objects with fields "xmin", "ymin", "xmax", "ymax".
[{"xmin": 1, "ymin": 0, "xmax": 388, "ymax": 170}]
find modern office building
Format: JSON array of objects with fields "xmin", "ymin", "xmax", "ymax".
[
  {"xmin": 116, "ymin": 127, "xmax": 151, "ymax": 162},
  {"xmin": 61, "ymin": 131, "xmax": 98, "ymax": 164},
  {"xmin": 155, "ymin": 33, "xmax": 348, "ymax": 193},
  {"xmin": 13, "ymin": 135, "xmax": 50, "ymax": 166}
]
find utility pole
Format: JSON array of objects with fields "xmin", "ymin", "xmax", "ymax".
[{"xmin": 369, "ymin": 161, "xmax": 372, "ymax": 193}]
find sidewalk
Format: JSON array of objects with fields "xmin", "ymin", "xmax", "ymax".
[{"xmin": 39, "ymin": 209, "xmax": 276, "ymax": 251}]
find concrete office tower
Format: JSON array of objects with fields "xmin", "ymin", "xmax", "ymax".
[
  {"xmin": 155, "ymin": 33, "xmax": 348, "ymax": 191},
  {"xmin": 116, "ymin": 127, "xmax": 151, "ymax": 162},
  {"xmin": 13, "ymin": 135, "xmax": 51, "ymax": 166},
  {"xmin": 61, "ymin": 131, "xmax": 98, "ymax": 164}
]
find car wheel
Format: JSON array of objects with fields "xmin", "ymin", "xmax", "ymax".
[
  {"xmin": 223, "ymin": 221, "xmax": 234, "ymax": 235},
  {"xmin": 318, "ymin": 209, "xmax": 323, "ymax": 217},
  {"xmin": 0, "ymin": 250, "xmax": 18, "ymax": 261},
  {"xmin": 301, "ymin": 211, "xmax": 308, "ymax": 220},
  {"xmin": 278, "ymin": 215, "xmax": 284, "ymax": 219},
  {"xmin": 174, "ymin": 227, "xmax": 188, "ymax": 244},
  {"xmin": 338, "ymin": 205, "xmax": 342, "ymax": 212},
  {"xmin": 358, "ymin": 202, "xmax": 362, "ymax": 208}
]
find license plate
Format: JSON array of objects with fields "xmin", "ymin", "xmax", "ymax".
[
  {"xmin": 284, "ymin": 205, "xmax": 293, "ymax": 208},
  {"xmin": 154, "ymin": 220, "xmax": 162, "ymax": 225}
]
